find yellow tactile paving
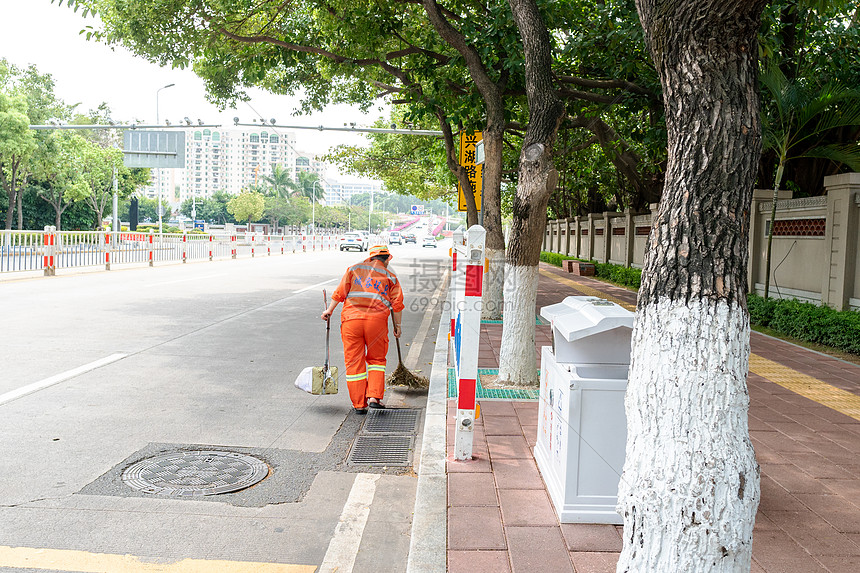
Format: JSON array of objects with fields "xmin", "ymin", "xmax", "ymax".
[
  {"xmin": 0, "ymin": 545, "xmax": 317, "ymax": 573},
  {"xmin": 539, "ymin": 267, "xmax": 860, "ymax": 422},
  {"xmin": 748, "ymin": 354, "xmax": 860, "ymax": 421}
]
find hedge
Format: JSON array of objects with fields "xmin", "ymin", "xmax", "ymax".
[{"xmin": 748, "ymin": 294, "xmax": 860, "ymax": 355}]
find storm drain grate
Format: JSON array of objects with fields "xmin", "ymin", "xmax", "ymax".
[
  {"xmin": 363, "ymin": 409, "xmax": 420, "ymax": 434},
  {"xmin": 348, "ymin": 435, "xmax": 414, "ymax": 466},
  {"xmin": 122, "ymin": 450, "xmax": 269, "ymax": 496}
]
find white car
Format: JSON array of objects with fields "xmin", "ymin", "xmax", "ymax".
[
  {"xmin": 422, "ymin": 236, "xmax": 438, "ymax": 248},
  {"xmin": 340, "ymin": 232, "xmax": 368, "ymax": 251},
  {"xmin": 388, "ymin": 231, "xmax": 402, "ymax": 245}
]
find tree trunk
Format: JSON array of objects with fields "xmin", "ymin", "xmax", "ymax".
[
  {"xmin": 498, "ymin": 0, "xmax": 564, "ymax": 386},
  {"xmin": 423, "ymin": 0, "xmax": 506, "ymax": 318},
  {"xmin": 481, "ymin": 107, "xmax": 507, "ymax": 320},
  {"xmin": 3, "ymin": 188, "xmax": 14, "ymax": 230},
  {"xmin": 435, "ymin": 110, "xmax": 478, "ymax": 227},
  {"xmin": 16, "ymin": 186, "xmax": 23, "ymax": 230},
  {"xmin": 617, "ymin": 2, "xmax": 766, "ymax": 571}
]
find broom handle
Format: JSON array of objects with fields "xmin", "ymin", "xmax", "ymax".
[
  {"xmin": 323, "ymin": 289, "xmax": 330, "ymax": 371},
  {"xmin": 392, "ymin": 312, "xmax": 404, "ymax": 364}
]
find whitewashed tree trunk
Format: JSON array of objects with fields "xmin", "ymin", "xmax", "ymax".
[
  {"xmin": 617, "ymin": 299, "xmax": 759, "ymax": 571},
  {"xmin": 482, "ymin": 247, "xmax": 506, "ymax": 320},
  {"xmin": 498, "ymin": 0, "xmax": 565, "ymax": 386},
  {"xmin": 498, "ymin": 264, "xmax": 538, "ymax": 384},
  {"xmin": 618, "ymin": 1, "xmax": 768, "ymax": 571}
]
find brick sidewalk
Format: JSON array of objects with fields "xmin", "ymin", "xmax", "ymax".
[{"xmin": 446, "ymin": 263, "xmax": 860, "ymax": 573}]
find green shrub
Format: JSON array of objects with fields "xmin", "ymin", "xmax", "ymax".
[{"xmin": 748, "ymin": 294, "xmax": 860, "ymax": 355}]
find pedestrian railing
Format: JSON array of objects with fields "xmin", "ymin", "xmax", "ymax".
[{"xmin": 0, "ymin": 228, "xmax": 342, "ymax": 277}]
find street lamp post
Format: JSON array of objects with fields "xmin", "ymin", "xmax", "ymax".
[{"xmin": 155, "ymin": 83, "xmax": 175, "ymax": 234}]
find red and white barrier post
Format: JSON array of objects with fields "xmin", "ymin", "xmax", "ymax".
[
  {"xmin": 231, "ymin": 234, "xmax": 237, "ymax": 259},
  {"xmin": 42, "ymin": 226, "xmax": 56, "ymax": 276},
  {"xmin": 148, "ymin": 230, "xmax": 155, "ymax": 266},
  {"xmin": 182, "ymin": 232, "xmax": 188, "ymax": 263},
  {"xmin": 104, "ymin": 232, "xmax": 111, "ymax": 271},
  {"xmin": 208, "ymin": 234, "xmax": 213, "ymax": 261},
  {"xmin": 452, "ymin": 225, "xmax": 486, "ymax": 460}
]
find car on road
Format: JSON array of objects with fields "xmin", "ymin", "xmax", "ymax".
[
  {"xmin": 403, "ymin": 233, "xmax": 417, "ymax": 244},
  {"xmin": 388, "ymin": 231, "xmax": 402, "ymax": 245},
  {"xmin": 422, "ymin": 235, "xmax": 438, "ymax": 248},
  {"xmin": 340, "ymin": 232, "xmax": 368, "ymax": 251}
]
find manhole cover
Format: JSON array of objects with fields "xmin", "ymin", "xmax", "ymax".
[
  {"xmin": 122, "ymin": 450, "xmax": 269, "ymax": 496},
  {"xmin": 363, "ymin": 409, "xmax": 420, "ymax": 434},
  {"xmin": 348, "ymin": 435, "xmax": 414, "ymax": 466}
]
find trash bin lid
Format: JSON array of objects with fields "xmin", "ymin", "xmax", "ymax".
[{"xmin": 541, "ymin": 296, "xmax": 633, "ymax": 343}]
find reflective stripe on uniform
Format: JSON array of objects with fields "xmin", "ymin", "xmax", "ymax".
[
  {"xmin": 345, "ymin": 372, "xmax": 368, "ymax": 381},
  {"xmin": 351, "ymin": 263, "xmax": 397, "ymax": 283},
  {"xmin": 346, "ymin": 291, "xmax": 393, "ymax": 308},
  {"xmin": 367, "ymin": 364, "xmax": 386, "ymax": 372}
]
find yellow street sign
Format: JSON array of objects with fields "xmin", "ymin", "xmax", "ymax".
[{"xmin": 457, "ymin": 131, "xmax": 482, "ymax": 212}]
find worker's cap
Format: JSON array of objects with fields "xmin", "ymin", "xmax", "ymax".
[{"xmin": 368, "ymin": 245, "xmax": 392, "ymax": 259}]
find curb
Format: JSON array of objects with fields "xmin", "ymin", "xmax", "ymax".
[{"xmin": 405, "ymin": 304, "xmax": 450, "ymax": 573}]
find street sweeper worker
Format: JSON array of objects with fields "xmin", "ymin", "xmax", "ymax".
[{"xmin": 321, "ymin": 244, "xmax": 404, "ymax": 413}]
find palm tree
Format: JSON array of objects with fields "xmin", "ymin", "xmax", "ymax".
[
  {"xmin": 262, "ymin": 163, "xmax": 297, "ymax": 199},
  {"xmin": 760, "ymin": 65, "xmax": 860, "ymax": 298},
  {"xmin": 296, "ymin": 170, "xmax": 322, "ymax": 201}
]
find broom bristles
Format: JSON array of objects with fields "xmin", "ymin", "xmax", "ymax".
[{"xmin": 387, "ymin": 362, "xmax": 429, "ymax": 389}]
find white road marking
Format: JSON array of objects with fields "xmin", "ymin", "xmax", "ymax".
[
  {"xmin": 0, "ymin": 353, "xmax": 127, "ymax": 406},
  {"xmin": 294, "ymin": 277, "xmax": 338, "ymax": 294},
  {"xmin": 405, "ymin": 269, "xmax": 449, "ymax": 370},
  {"xmin": 318, "ymin": 473, "xmax": 380, "ymax": 573}
]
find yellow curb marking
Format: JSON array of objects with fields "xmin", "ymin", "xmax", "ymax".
[
  {"xmin": 0, "ymin": 545, "xmax": 316, "ymax": 573},
  {"xmin": 539, "ymin": 268, "xmax": 860, "ymax": 422}
]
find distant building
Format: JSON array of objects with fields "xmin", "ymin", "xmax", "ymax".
[
  {"xmin": 295, "ymin": 152, "xmax": 328, "ymax": 181},
  {"xmin": 143, "ymin": 127, "xmax": 298, "ymax": 206},
  {"xmin": 322, "ymin": 180, "xmax": 385, "ymax": 206}
]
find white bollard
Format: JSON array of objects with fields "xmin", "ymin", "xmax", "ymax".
[{"xmin": 452, "ymin": 225, "xmax": 485, "ymax": 460}]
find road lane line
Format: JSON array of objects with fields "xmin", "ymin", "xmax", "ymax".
[
  {"xmin": 0, "ymin": 353, "xmax": 127, "ymax": 406},
  {"xmin": 405, "ymin": 269, "xmax": 449, "ymax": 370},
  {"xmin": 294, "ymin": 277, "xmax": 338, "ymax": 294},
  {"xmin": 318, "ymin": 473, "xmax": 380, "ymax": 573},
  {"xmin": 0, "ymin": 545, "xmax": 316, "ymax": 572}
]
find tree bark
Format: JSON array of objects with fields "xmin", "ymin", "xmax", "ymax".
[
  {"xmin": 423, "ymin": 0, "xmax": 506, "ymax": 319},
  {"xmin": 617, "ymin": 2, "xmax": 767, "ymax": 571},
  {"xmin": 498, "ymin": 0, "xmax": 564, "ymax": 385},
  {"xmin": 434, "ymin": 110, "xmax": 478, "ymax": 227}
]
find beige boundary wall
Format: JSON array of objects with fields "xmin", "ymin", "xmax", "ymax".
[{"xmin": 543, "ymin": 172, "xmax": 860, "ymax": 311}]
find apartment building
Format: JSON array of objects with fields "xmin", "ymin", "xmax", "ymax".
[
  {"xmin": 323, "ymin": 180, "xmax": 384, "ymax": 206},
  {"xmin": 143, "ymin": 127, "xmax": 299, "ymax": 206}
]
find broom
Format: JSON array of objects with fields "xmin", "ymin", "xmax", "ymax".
[{"xmin": 386, "ymin": 314, "xmax": 429, "ymax": 389}]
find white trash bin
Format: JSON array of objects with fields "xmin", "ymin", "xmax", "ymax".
[{"xmin": 535, "ymin": 296, "xmax": 633, "ymax": 524}]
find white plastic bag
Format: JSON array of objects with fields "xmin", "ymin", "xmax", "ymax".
[{"xmin": 294, "ymin": 366, "xmax": 314, "ymax": 393}]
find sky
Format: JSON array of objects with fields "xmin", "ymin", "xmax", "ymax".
[{"xmin": 0, "ymin": 0, "xmax": 387, "ymax": 178}]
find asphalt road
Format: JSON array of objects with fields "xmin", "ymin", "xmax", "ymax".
[{"xmin": 0, "ymin": 238, "xmax": 450, "ymax": 573}]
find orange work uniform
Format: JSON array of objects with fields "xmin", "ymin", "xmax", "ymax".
[{"xmin": 331, "ymin": 256, "xmax": 405, "ymax": 409}]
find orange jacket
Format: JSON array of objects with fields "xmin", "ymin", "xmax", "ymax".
[{"xmin": 332, "ymin": 258, "xmax": 405, "ymax": 322}]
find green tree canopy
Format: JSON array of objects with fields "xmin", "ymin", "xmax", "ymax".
[{"xmin": 227, "ymin": 190, "xmax": 266, "ymax": 225}]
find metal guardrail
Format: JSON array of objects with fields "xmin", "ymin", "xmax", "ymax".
[{"xmin": 0, "ymin": 228, "xmax": 342, "ymax": 276}]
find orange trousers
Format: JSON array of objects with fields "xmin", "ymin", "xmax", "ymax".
[{"xmin": 341, "ymin": 316, "xmax": 389, "ymax": 409}]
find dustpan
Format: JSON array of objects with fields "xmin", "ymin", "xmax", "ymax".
[{"xmin": 294, "ymin": 289, "xmax": 338, "ymax": 395}]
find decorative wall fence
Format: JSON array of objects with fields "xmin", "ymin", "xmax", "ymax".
[
  {"xmin": 543, "ymin": 172, "xmax": 860, "ymax": 311},
  {"xmin": 0, "ymin": 229, "xmax": 343, "ymax": 277}
]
